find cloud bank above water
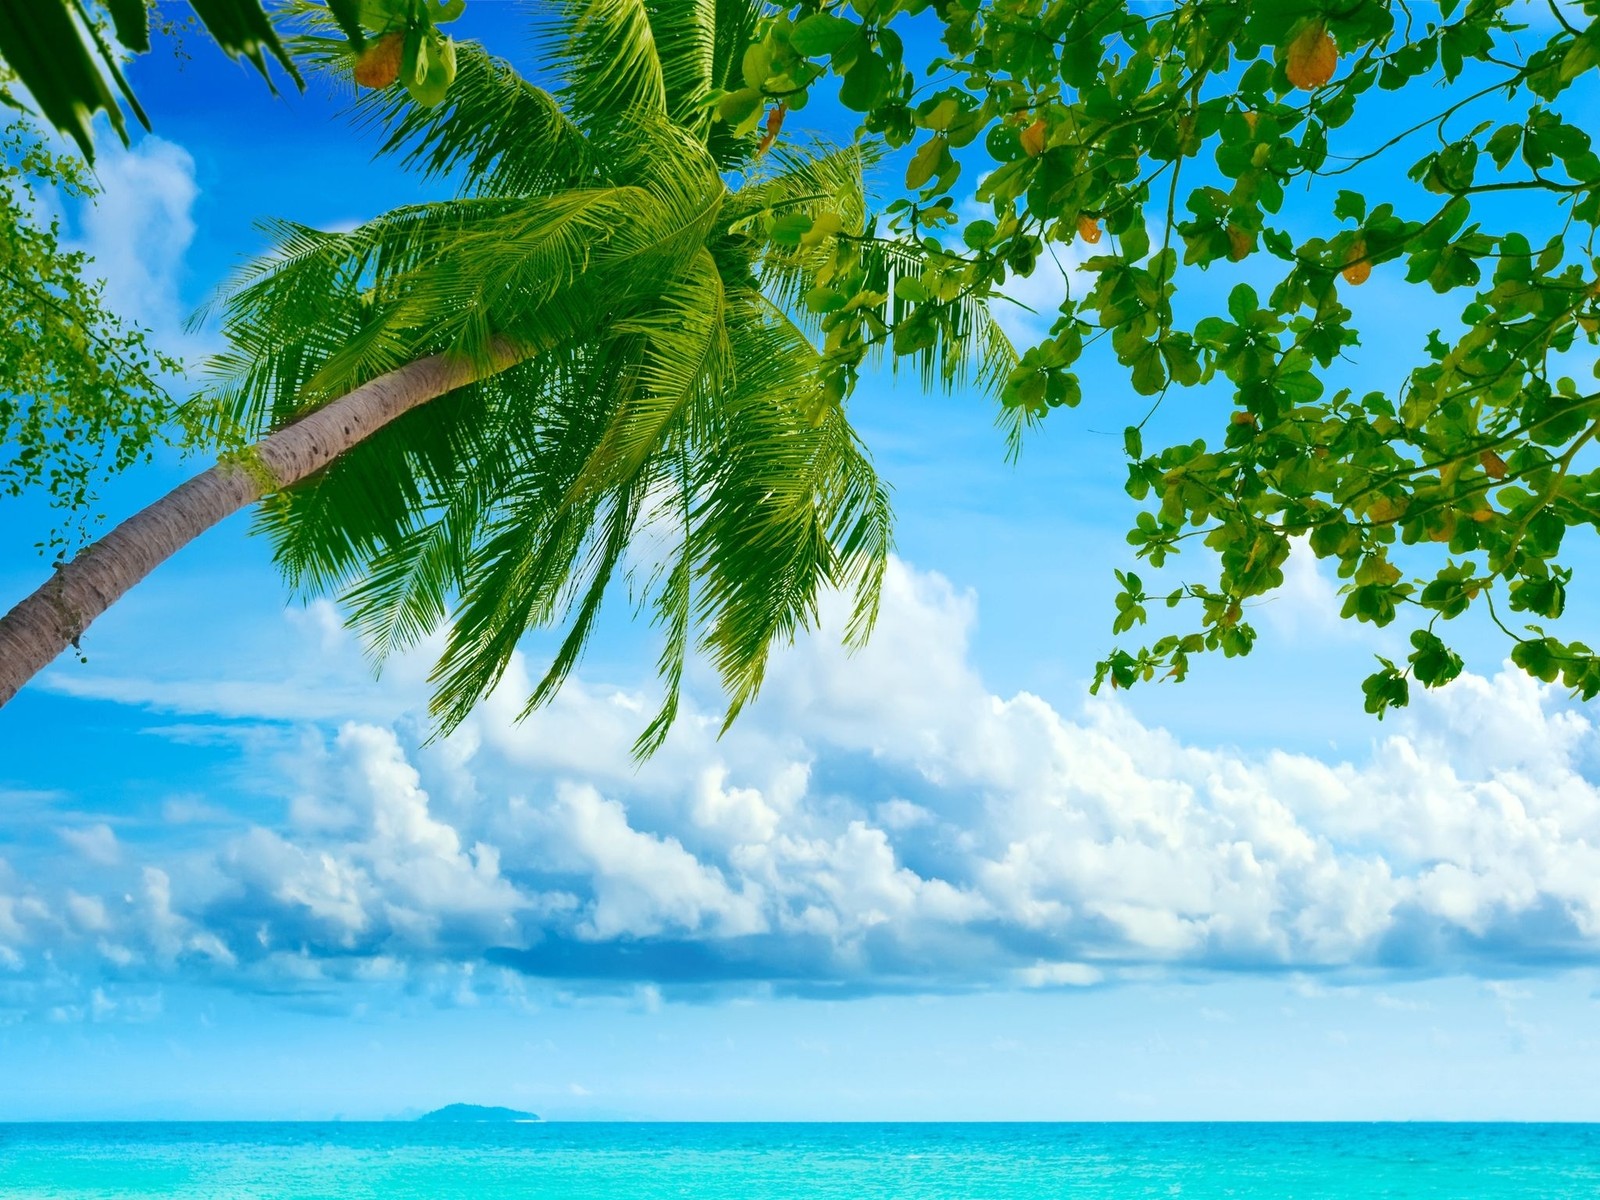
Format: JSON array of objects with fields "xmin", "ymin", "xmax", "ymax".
[{"xmin": 9, "ymin": 559, "xmax": 1600, "ymax": 1018}]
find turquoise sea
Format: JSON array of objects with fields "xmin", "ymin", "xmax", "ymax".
[{"xmin": 4, "ymin": 1123, "xmax": 1600, "ymax": 1198}]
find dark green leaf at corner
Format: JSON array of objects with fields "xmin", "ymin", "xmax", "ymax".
[
  {"xmin": 105, "ymin": 0, "xmax": 150, "ymax": 53},
  {"xmin": 326, "ymin": 0, "xmax": 368, "ymax": 48},
  {"xmin": 0, "ymin": 0, "xmax": 139, "ymax": 160},
  {"xmin": 0, "ymin": 0, "xmax": 312, "ymax": 162},
  {"xmin": 188, "ymin": 0, "xmax": 301, "ymax": 82}
]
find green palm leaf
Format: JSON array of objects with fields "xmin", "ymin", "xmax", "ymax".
[
  {"xmin": 353, "ymin": 43, "xmax": 593, "ymax": 197},
  {"xmin": 197, "ymin": 0, "xmax": 1009, "ymax": 753}
]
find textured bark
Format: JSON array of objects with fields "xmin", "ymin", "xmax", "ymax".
[{"xmin": 0, "ymin": 346, "xmax": 520, "ymax": 708}]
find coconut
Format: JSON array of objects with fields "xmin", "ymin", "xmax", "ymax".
[{"xmin": 354, "ymin": 32, "xmax": 405, "ymax": 90}]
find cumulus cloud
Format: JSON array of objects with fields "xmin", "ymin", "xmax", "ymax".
[
  {"xmin": 14, "ymin": 560, "xmax": 1600, "ymax": 1014},
  {"xmin": 58, "ymin": 823, "xmax": 119, "ymax": 866},
  {"xmin": 10, "ymin": 132, "xmax": 208, "ymax": 380},
  {"xmin": 72, "ymin": 136, "xmax": 203, "ymax": 356},
  {"xmin": 210, "ymin": 723, "xmax": 525, "ymax": 959}
]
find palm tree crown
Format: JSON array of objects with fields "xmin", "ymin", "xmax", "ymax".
[{"xmin": 201, "ymin": 0, "xmax": 1013, "ymax": 753}]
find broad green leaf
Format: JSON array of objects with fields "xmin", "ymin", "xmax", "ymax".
[{"xmin": 789, "ymin": 13, "xmax": 859, "ymax": 57}]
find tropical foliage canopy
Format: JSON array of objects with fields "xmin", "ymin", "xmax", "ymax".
[
  {"xmin": 190, "ymin": 0, "xmax": 1009, "ymax": 750},
  {"xmin": 18, "ymin": 0, "xmax": 1600, "ymax": 723},
  {"xmin": 724, "ymin": 0, "xmax": 1600, "ymax": 713},
  {"xmin": 0, "ymin": 0, "xmax": 463, "ymax": 162}
]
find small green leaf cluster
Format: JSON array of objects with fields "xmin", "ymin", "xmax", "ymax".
[
  {"xmin": 0, "ymin": 122, "xmax": 184, "ymax": 553},
  {"xmin": 728, "ymin": 0, "xmax": 1600, "ymax": 713}
]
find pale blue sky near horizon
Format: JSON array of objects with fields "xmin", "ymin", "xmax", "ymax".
[{"xmin": 6, "ymin": 1, "xmax": 1600, "ymax": 1122}]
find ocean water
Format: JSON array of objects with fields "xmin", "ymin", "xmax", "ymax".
[{"xmin": 3, "ymin": 1122, "xmax": 1600, "ymax": 1199}]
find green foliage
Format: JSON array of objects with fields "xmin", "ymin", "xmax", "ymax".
[
  {"xmin": 0, "ymin": 0, "xmax": 317, "ymax": 161},
  {"xmin": 291, "ymin": 0, "xmax": 467, "ymax": 109},
  {"xmin": 0, "ymin": 121, "xmax": 182, "ymax": 552},
  {"xmin": 200, "ymin": 0, "xmax": 1012, "ymax": 752},
  {"xmin": 727, "ymin": 0, "xmax": 1600, "ymax": 711},
  {"xmin": 0, "ymin": 1, "xmax": 454, "ymax": 162}
]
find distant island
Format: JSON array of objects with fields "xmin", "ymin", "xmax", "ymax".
[{"xmin": 415, "ymin": 1103, "xmax": 541, "ymax": 1123}]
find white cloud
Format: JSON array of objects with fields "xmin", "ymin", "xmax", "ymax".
[
  {"xmin": 691, "ymin": 765, "xmax": 788, "ymax": 846},
  {"xmin": 226, "ymin": 828, "xmax": 373, "ymax": 944},
  {"xmin": 64, "ymin": 892, "xmax": 110, "ymax": 934},
  {"xmin": 15, "ymin": 558, "xmax": 1600, "ymax": 1008},
  {"xmin": 58, "ymin": 823, "xmax": 119, "ymax": 866},
  {"xmin": 551, "ymin": 783, "xmax": 765, "ymax": 940},
  {"xmin": 1016, "ymin": 961, "xmax": 1103, "ymax": 988},
  {"xmin": 0, "ymin": 890, "xmax": 45, "ymax": 966},
  {"xmin": 1257, "ymin": 537, "xmax": 1348, "ymax": 639},
  {"xmin": 336, "ymin": 723, "xmax": 522, "ymax": 932},
  {"xmin": 73, "ymin": 136, "xmax": 203, "ymax": 357}
]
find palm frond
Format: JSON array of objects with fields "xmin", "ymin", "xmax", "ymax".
[
  {"xmin": 424, "ymin": 344, "xmax": 650, "ymax": 731},
  {"xmin": 200, "ymin": 151, "xmax": 726, "ymax": 437},
  {"xmin": 646, "ymin": 0, "xmax": 715, "ymax": 127},
  {"xmin": 254, "ymin": 378, "xmax": 492, "ymax": 597},
  {"xmin": 193, "ymin": 0, "xmax": 1020, "ymax": 760},
  {"xmin": 534, "ymin": 0, "xmax": 667, "ymax": 127},
  {"xmin": 702, "ymin": 0, "xmax": 766, "ymax": 167},
  {"xmin": 327, "ymin": 349, "xmax": 599, "ymax": 664},
  {"xmin": 742, "ymin": 138, "xmax": 876, "ymax": 231},
  {"xmin": 584, "ymin": 247, "xmax": 730, "ymax": 485},
  {"xmin": 646, "ymin": 0, "xmax": 763, "ymax": 159},
  {"xmin": 351, "ymin": 42, "xmax": 595, "ymax": 197},
  {"xmin": 632, "ymin": 459, "xmax": 694, "ymax": 756},
  {"xmin": 689, "ymin": 298, "xmax": 892, "ymax": 729}
]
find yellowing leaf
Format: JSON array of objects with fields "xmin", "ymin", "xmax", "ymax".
[
  {"xmin": 757, "ymin": 103, "xmax": 787, "ymax": 154},
  {"xmin": 716, "ymin": 87, "xmax": 764, "ymax": 128},
  {"xmin": 1342, "ymin": 238, "xmax": 1370, "ymax": 285},
  {"xmin": 799, "ymin": 210, "xmax": 842, "ymax": 249},
  {"xmin": 924, "ymin": 98, "xmax": 959, "ymax": 130},
  {"xmin": 905, "ymin": 135, "xmax": 946, "ymax": 190},
  {"xmin": 1020, "ymin": 117, "xmax": 1047, "ymax": 157},
  {"xmin": 1286, "ymin": 23, "xmax": 1338, "ymax": 90}
]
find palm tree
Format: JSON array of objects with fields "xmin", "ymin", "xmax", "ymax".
[{"xmin": 0, "ymin": 0, "xmax": 1012, "ymax": 751}]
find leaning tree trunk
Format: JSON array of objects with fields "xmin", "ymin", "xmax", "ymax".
[{"xmin": 0, "ymin": 345, "xmax": 520, "ymax": 707}]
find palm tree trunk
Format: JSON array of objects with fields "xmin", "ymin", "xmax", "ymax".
[{"xmin": 0, "ymin": 345, "xmax": 520, "ymax": 708}]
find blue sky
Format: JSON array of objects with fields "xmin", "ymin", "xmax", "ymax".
[{"xmin": 5, "ymin": 2, "xmax": 1600, "ymax": 1120}]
